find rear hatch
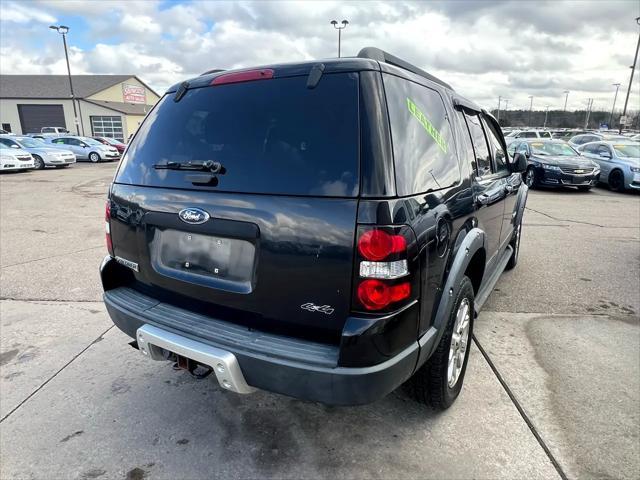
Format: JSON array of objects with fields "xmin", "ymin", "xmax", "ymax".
[{"xmin": 109, "ymin": 71, "xmax": 360, "ymax": 343}]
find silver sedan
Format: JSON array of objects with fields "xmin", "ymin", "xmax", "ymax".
[
  {"xmin": 0, "ymin": 135, "xmax": 76, "ymax": 169},
  {"xmin": 578, "ymin": 141, "xmax": 640, "ymax": 191}
]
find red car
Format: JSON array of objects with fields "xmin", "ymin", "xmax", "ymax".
[{"xmin": 92, "ymin": 137, "xmax": 127, "ymax": 154}]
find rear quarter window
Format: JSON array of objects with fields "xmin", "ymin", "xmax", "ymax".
[
  {"xmin": 116, "ymin": 73, "xmax": 360, "ymax": 197},
  {"xmin": 383, "ymin": 74, "xmax": 460, "ymax": 195}
]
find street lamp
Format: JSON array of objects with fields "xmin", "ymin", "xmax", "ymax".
[
  {"xmin": 609, "ymin": 83, "xmax": 621, "ymax": 128},
  {"xmin": 528, "ymin": 95, "xmax": 534, "ymax": 126},
  {"xmin": 619, "ymin": 16, "xmax": 640, "ymax": 133},
  {"xmin": 330, "ymin": 19, "xmax": 349, "ymax": 58},
  {"xmin": 50, "ymin": 25, "xmax": 79, "ymax": 135}
]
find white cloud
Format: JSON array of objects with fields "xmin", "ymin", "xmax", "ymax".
[{"xmin": 0, "ymin": 0, "xmax": 638, "ymax": 114}]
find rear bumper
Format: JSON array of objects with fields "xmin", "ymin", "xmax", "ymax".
[{"xmin": 104, "ymin": 286, "xmax": 419, "ymax": 405}]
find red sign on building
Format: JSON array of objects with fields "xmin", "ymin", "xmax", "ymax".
[{"xmin": 122, "ymin": 84, "xmax": 146, "ymax": 104}]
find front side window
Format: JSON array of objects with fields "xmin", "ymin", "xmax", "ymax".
[
  {"xmin": 464, "ymin": 113, "xmax": 492, "ymax": 177},
  {"xmin": 483, "ymin": 117, "xmax": 507, "ymax": 173},
  {"xmin": 383, "ymin": 74, "xmax": 459, "ymax": 195},
  {"xmin": 581, "ymin": 143, "xmax": 599, "ymax": 154},
  {"xmin": 540, "ymin": 131, "xmax": 552, "ymax": 138},
  {"xmin": 521, "ymin": 132, "xmax": 537, "ymax": 138}
]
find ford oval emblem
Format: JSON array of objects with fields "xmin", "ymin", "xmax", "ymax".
[{"xmin": 178, "ymin": 208, "xmax": 210, "ymax": 225}]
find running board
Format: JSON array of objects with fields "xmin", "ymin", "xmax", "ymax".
[{"xmin": 474, "ymin": 245, "xmax": 513, "ymax": 313}]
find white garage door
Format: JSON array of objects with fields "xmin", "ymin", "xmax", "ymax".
[{"xmin": 90, "ymin": 116, "xmax": 124, "ymax": 142}]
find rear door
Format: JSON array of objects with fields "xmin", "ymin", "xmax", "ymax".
[{"xmin": 109, "ymin": 72, "xmax": 361, "ymax": 342}]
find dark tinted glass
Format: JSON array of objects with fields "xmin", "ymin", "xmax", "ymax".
[
  {"xmin": 383, "ymin": 74, "xmax": 459, "ymax": 195},
  {"xmin": 483, "ymin": 117, "xmax": 507, "ymax": 173},
  {"xmin": 464, "ymin": 113, "xmax": 492, "ymax": 176},
  {"xmin": 116, "ymin": 73, "xmax": 359, "ymax": 197}
]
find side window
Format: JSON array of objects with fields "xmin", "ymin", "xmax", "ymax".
[
  {"xmin": 582, "ymin": 143, "xmax": 597, "ymax": 154},
  {"xmin": 382, "ymin": 74, "xmax": 460, "ymax": 195},
  {"xmin": 516, "ymin": 142, "xmax": 529, "ymax": 154},
  {"xmin": 464, "ymin": 113, "xmax": 492, "ymax": 177},
  {"xmin": 540, "ymin": 131, "xmax": 551, "ymax": 138},
  {"xmin": 482, "ymin": 116, "xmax": 508, "ymax": 174},
  {"xmin": 53, "ymin": 138, "xmax": 64, "ymax": 144},
  {"xmin": 597, "ymin": 145, "xmax": 611, "ymax": 156},
  {"xmin": 0, "ymin": 138, "xmax": 14, "ymax": 147},
  {"xmin": 521, "ymin": 132, "xmax": 537, "ymax": 138},
  {"xmin": 507, "ymin": 142, "xmax": 517, "ymax": 156},
  {"xmin": 68, "ymin": 138, "xmax": 81, "ymax": 146}
]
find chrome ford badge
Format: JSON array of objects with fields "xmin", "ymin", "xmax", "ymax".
[{"xmin": 178, "ymin": 208, "xmax": 210, "ymax": 225}]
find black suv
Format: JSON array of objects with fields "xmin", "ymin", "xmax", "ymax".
[{"xmin": 101, "ymin": 48, "xmax": 528, "ymax": 409}]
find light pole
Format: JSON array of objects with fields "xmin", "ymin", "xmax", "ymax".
[
  {"xmin": 619, "ymin": 16, "xmax": 640, "ymax": 133},
  {"xmin": 563, "ymin": 90, "xmax": 570, "ymax": 111},
  {"xmin": 543, "ymin": 105, "xmax": 550, "ymax": 128},
  {"xmin": 609, "ymin": 83, "xmax": 621, "ymax": 128},
  {"xmin": 503, "ymin": 99, "xmax": 509, "ymax": 124},
  {"xmin": 528, "ymin": 95, "xmax": 534, "ymax": 126},
  {"xmin": 330, "ymin": 20, "xmax": 349, "ymax": 58},
  {"xmin": 497, "ymin": 96, "xmax": 502, "ymax": 123},
  {"xmin": 50, "ymin": 25, "xmax": 79, "ymax": 135}
]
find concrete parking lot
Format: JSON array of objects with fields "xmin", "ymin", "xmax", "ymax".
[{"xmin": 1, "ymin": 164, "xmax": 638, "ymax": 479}]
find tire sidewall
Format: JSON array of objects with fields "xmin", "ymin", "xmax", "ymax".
[
  {"xmin": 609, "ymin": 170, "xmax": 624, "ymax": 192},
  {"xmin": 33, "ymin": 155, "xmax": 45, "ymax": 170},
  {"xmin": 439, "ymin": 276, "xmax": 475, "ymax": 408},
  {"xmin": 525, "ymin": 167, "xmax": 536, "ymax": 188},
  {"xmin": 89, "ymin": 152, "xmax": 100, "ymax": 163}
]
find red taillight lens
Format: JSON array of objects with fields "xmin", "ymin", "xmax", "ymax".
[
  {"xmin": 357, "ymin": 279, "xmax": 411, "ymax": 311},
  {"xmin": 105, "ymin": 201, "xmax": 113, "ymax": 256},
  {"xmin": 357, "ymin": 230, "xmax": 407, "ymax": 261},
  {"xmin": 211, "ymin": 69, "xmax": 274, "ymax": 86}
]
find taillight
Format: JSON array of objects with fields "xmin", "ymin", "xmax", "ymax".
[
  {"xmin": 353, "ymin": 226, "xmax": 417, "ymax": 312},
  {"xmin": 211, "ymin": 69, "xmax": 274, "ymax": 86},
  {"xmin": 105, "ymin": 200, "xmax": 114, "ymax": 257}
]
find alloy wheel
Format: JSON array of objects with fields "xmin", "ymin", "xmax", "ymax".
[
  {"xmin": 526, "ymin": 168, "xmax": 535, "ymax": 187},
  {"xmin": 448, "ymin": 298, "xmax": 471, "ymax": 388}
]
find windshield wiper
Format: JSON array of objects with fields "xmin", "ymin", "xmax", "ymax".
[{"xmin": 153, "ymin": 160, "xmax": 224, "ymax": 174}]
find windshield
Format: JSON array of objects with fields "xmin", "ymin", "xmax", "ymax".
[
  {"xmin": 613, "ymin": 144, "xmax": 640, "ymax": 158},
  {"xmin": 15, "ymin": 137, "xmax": 44, "ymax": 148},
  {"xmin": 530, "ymin": 142, "xmax": 577, "ymax": 156},
  {"xmin": 116, "ymin": 73, "xmax": 359, "ymax": 196}
]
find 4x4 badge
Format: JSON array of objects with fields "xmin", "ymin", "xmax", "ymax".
[{"xmin": 301, "ymin": 303, "xmax": 334, "ymax": 315}]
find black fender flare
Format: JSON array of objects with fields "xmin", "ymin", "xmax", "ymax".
[{"xmin": 414, "ymin": 227, "xmax": 486, "ymax": 370}]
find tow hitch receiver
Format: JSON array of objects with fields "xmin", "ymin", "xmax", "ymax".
[
  {"xmin": 175, "ymin": 354, "xmax": 213, "ymax": 379},
  {"xmin": 136, "ymin": 324, "xmax": 255, "ymax": 394}
]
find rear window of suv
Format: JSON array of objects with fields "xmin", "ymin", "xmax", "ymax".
[{"xmin": 115, "ymin": 73, "xmax": 360, "ymax": 197}]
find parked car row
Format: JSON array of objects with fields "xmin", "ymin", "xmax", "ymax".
[
  {"xmin": 507, "ymin": 138, "xmax": 639, "ymax": 192},
  {"xmin": 0, "ymin": 135, "xmax": 75, "ymax": 169},
  {"xmin": 48, "ymin": 136, "xmax": 121, "ymax": 162}
]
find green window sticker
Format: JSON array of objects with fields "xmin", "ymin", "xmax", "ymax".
[{"xmin": 406, "ymin": 97, "xmax": 448, "ymax": 153}]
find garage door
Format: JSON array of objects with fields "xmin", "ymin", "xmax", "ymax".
[
  {"xmin": 90, "ymin": 116, "xmax": 124, "ymax": 142},
  {"xmin": 18, "ymin": 104, "xmax": 66, "ymax": 134}
]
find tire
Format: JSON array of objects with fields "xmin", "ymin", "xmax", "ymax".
[
  {"xmin": 608, "ymin": 170, "xmax": 625, "ymax": 192},
  {"xmin": 505, "ymin": 220, "xmax": 522, "ymax": 270},
  {"xmin": 407, "ymin": 276, "xmax": 475, "ymax": 410},
  {"xmin": 524, "ymin": 167, "xmax": 536, "ymax": 189},
  {"xmin": 577, "ymin": 186, "xmax": 591, "ymax": 192},
  {"xmin": 89, "ymin": 152, "xmax": 101, "ymax": 163},
  {"xmin": 32, "ymin": 155, "xmax": 45, "ymax": 170}
]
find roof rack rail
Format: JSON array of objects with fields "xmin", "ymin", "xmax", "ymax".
[
  {"xmin": 357, "ymin": 47, "xmax": 453, "ymax": 91},
  {"xmin": 200, "ymin": 69, "xmax": 226, "ymax": 76}
]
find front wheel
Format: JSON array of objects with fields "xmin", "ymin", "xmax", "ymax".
[
  {"xmin": 32, "ymin": 155, "xmax": 45, "ymax": 170},
  {"xmin": 524, "ymin": 167, "xmax": 536, "ymax": 189},
  {"xmin": 608, "ymin": 170, "xmax": 625, "ymax": 192},
  {"xmin": 89, "ymin": 152, "xmax": 100, "ymax": 163},
  {"xmin": 407, "ymin": 276, "xmax": 475, "ymax": 410}
]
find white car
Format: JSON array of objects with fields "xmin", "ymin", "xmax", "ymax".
[
  {"xmin": 0, "ymin": 143, "xmax": 35, "ymax": 171},
  {"xmin": 505, "ymin": 129, "xmax": 553, "ymax": 146}
]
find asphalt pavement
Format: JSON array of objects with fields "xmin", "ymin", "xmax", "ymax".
[{"xmin": 1, "ymin": 163, "xmax": 638, "ymax": 479}]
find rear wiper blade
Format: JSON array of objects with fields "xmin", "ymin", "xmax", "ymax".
[{"xmin": 153, "ymin": 160, "xmax": 224, "ymax": 173}]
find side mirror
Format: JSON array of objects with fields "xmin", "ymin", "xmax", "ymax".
[
  {"xmin": 510, "ymin": 152, "xmax": 528, "ymax": 173},
  {"xmin": 80, "ymin": 143, "xmax": 88, "ymax": 148},
  {"xmin": 10, "ymin": 144, "xmax": 19, "ymax": 149}
]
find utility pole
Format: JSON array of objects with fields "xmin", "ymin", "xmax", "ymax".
[
  {"xmin": 330, "ymin": 20, "xmax": 349, "ymax": 58},
  {"xmin": 619, "ymin": 16, "xmax": 640, "ymax": 133},
  {"xmin": 497, "ymin": 96, "xmax": 502, "ymax": 123},
  {"xmin": 609, "ymin": 83, "xmax": 621, "ymax": 128},
  {"xmin": 528, "ymin": 95, "xmax": 534, "ymax": 127},
  {"xmin": 503, "ymin": 99, "xmax": 509, "ymax": 124},
  {"xmin": 50, "ymin": 25, "xmax": 79, "ymax": 135},
  {"xmin": 543, "ymin": 105, "xmax": 550, "ymax": 128},
  {"xmin": 563, "ymin": 90, "xmax": 570, "ymax": 111},
  {"xmin": 584, "ymin": 98, "xmax": 593, "ymax": 129}
]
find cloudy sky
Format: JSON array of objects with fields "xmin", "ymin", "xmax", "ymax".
[{"xmin": 1, "ymin": 0, "xmax": 639, "ymax": 112}]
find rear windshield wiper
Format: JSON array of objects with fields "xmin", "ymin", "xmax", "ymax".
[{"xmin": 153, "ymin": 160, "xmax": 224, "ymax": 174}]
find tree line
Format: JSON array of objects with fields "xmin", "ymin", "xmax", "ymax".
[{"xmin": 489, "ymin": 109, "xmax": 639, "ymax": 129}]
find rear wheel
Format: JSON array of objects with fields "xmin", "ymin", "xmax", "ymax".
[
  {"xmin": 524, "ymin": 167, "xmax": 536, "ymax": 188},
  {"xmin": 89, "ymin": 152, "xmax": 100, "ymax": 163},
  {"xmin": 407, "ymin": 276, "xmax": 474, "ymax": 410},
  {"xmin": 32, "ymin": 155, "xmax": 45, "ymax": 170},
  {"xmin": 608, "ymin": 170, "xmax": 624, "ymax": 192}
]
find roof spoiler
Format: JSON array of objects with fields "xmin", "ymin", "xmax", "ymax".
[
  {"xmin": 357, "ymin": 47, "xmax": 453, "ymax": 91},
  {"xmin": 200, "ymin": 69, "xmax": 226, "ymax": 76}
]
